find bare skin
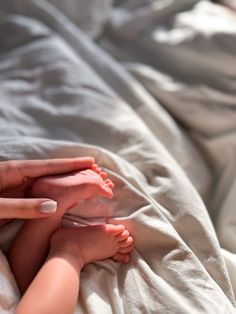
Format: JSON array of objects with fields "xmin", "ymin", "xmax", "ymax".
[
  {"xmin": 50, "ymin": 224, "xmax": 134, "ymax": 268},
  {"xmin": 0, "ymin": 157, "xmax": 95, "ymax": 220},
  {"xmin": 9, "ymin": 165, "xmax": 133, "ymax": 295},
  {"xmin": 16, "ymin": 224, "xmax": 134, "ymax": 314},
  {"xmin": 31, "ymin": 166, "xmax": 115, "ymax": 211}
]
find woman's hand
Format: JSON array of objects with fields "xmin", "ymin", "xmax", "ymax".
[{"xmin": 0, "ymin": 157, "xmax": 95, "ymax": 219}]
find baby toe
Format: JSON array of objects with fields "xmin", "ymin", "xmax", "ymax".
[
  {"xmin": 92, "ymin": 164, "xmax": 102, "ymax": 174},
  {"xmin": 117, "ymin": 244, "xmax": 134, "ymax": 254},
  {"xmin": 100, "ymin": 171, "xmax": 108, "ymax": 179},
  {"xmin": 112, "ymin": 253, "xmax": 130, "ymax": 264},
  {"xmin": 119, "ymin": 236, "xmax": 133, "ymax": 247},
  {"xmin": 106, "ymin": 224, "xmax": 125, "ymax": 235},
  {"xmin": 91, "ymin": 164, "xmax": 98, "ymax": 170},
  {"xmin": 104, "ymin": 179, "xmax": 114, "ymax": 189},
  {"xmin": 117, "ymin": 230, "xmax": 129, "ymax": 241}
]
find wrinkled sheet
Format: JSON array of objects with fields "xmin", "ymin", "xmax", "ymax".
[{"xmin": 0, "ymin": 0, "xmax": 236, "ymax": 313}]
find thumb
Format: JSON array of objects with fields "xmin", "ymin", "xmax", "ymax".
[{"xmin": 0, "ymin": 198, "xmax": 57, "ymax": 219}]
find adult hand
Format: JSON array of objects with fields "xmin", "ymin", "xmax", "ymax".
[{"xmin": 0, "ymin": 157, "xmax": 95, "ymax": 219}]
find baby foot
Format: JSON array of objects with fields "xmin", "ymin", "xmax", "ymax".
[
  {"xmin": 31, "ymin": 169, "xmax": 114, "ymax": 215},
  {"xmin": 50, "ymin": 224, "xmax": 134, "ymax": 270},
  {"xmin": 111, "ymin": 229, "xmax": 134, "ymax": 263}
]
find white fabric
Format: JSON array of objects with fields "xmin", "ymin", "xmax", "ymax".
[
  {"xmin": 222, "ymin": 249, "xmax": 236, "ymax": 298},
  {"xmin": 0, "ymin": 251, "xmax": 19, "ymax": 313},
  {"xmin": 0, "ymin": 0, "xmax": 236, "ymax": 313}
]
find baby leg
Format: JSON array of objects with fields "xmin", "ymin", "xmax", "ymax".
[
  {"xmin": 16, "ymin": 224, "xmax": 134, "ymax": 314},
  {"xmin": 9, "ymin": 168, "xmax": 114, "ymax": 293}
]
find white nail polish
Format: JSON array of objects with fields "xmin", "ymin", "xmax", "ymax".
[{"xmin": 39, "ymin": 201, "xmax": 57, "ymax": 213}]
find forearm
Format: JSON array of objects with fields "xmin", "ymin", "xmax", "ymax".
[{"xmin": 8, "ymin": 215, "xmax": 61, "ymax": 293}]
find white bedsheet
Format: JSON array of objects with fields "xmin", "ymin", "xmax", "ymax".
[{"xmin": 0, "ymin": 0, "xmax": 236, "ymax": 313}]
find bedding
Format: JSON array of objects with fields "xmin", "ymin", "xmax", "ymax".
[{"xmin": 0, "ymin": 0, "xmax": 236, "ymax": 313}]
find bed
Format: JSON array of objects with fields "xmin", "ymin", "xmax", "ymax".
[{"xmin": 0, "ymin": 0, "xmax": 236, "ymax": 313}]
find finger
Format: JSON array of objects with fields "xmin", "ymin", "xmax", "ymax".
[
  {"xmin": 0, "ymin": 198, "xmax": 58, "ymax": 219},
  {"xmin": 0, "ymin": 157, "xmax": 95, "ymax": 190},
  {"xmin": 17, "ymin": 157, "xmax": 95, "ymax": 177}
]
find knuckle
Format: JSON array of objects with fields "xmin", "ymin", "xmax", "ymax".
[
  {"xmin": 16, "ymin": 200, "xmax": 28, "ymax": 212},
  {"xmin": 0, "ymin": 161, "xmax": 17, "ymax": 190},
  {"xmin": 14, "ymin": 200, "xmax": 37, "ymax": 218}
]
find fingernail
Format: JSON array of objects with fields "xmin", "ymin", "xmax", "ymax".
[{"xmin": 39, "ymin": 201, "xmax": 57, "ymax": 213}]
